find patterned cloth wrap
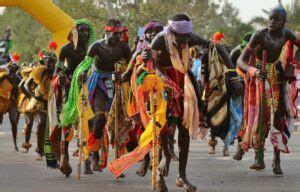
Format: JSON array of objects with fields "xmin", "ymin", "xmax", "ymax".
[
  {"xmin": 87, "ymin": 68, "xmax": 114, "ymax": 112},
  {"xmin": 240, "ymin": 60, "xmax": 296, "ymax": 153}
]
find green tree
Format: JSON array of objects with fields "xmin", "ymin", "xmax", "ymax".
[{"xmin": 0, "ymin": 0, "xmax": 256, "ymax": 61}]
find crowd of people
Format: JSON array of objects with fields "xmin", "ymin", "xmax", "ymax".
[{"xmin": 0, "ymin": 5, "xmax": 300, "ymax": 192}]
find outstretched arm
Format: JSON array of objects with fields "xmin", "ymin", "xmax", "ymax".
[
  {"xmin": 237, "ymin": 30, "xmax": 262, "ymax": 77},
  {"xmin": 215, "ymin": 43, "xmax": 235, "ymax": 69},
  {"xmin": 229, "ymin": 45, "xmax": 241, "ymax": 67},
  {"xmin": 189, "ymin": 33, "xmax": 210, "ymax": 48}
]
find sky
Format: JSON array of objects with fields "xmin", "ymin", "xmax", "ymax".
[
  {"xmin": 226, "ymin": 0, "xmax": 289, "ymax": 22},
  {"xmin": 0, "ymin": 0, "xmax": 290, "ymax": 22}
]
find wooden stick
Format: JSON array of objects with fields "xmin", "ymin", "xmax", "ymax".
[
  {"xmin": 77, "ymin": 85, "xmax": 87, "ymax": 180},
  {"xmin": 59, "ymin": 88, "xmax": 65, "ymax": 170},
  {"xmin": 258, "ymin": 50, "xmax": 267, "ymax": 164},
  {"xmin": 59, "ymin": 60, "xmax": 67, "ymax": 170},
  {"xmin": 114, "ymin": 64, "xmax": 119, "ymax": 161},
  {"xmin": 150, "ymin": 90, "xmax": 157, "ymax": 190}
]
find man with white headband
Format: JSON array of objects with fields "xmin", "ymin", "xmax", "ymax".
[{"xmin": 140, "ymin": 13, "xmax": 242, "ymax": 191}]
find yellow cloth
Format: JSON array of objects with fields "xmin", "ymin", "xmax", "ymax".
[
  {"xmin": 77, "ymin": 84, "xmax": 94, "ymax": 160},
  {"xmin": 0, "ymin": 72, "xmax": 13, "ymax": 113},
  {"xmin": 0, "ymin": 73, "xmax": 13, "ymax": 99},
  {"xmin": 108, "ymin": 73, "xmax": 167, "ymax": 177},
  {"xmin": 26, "ymin": 66, "xmax": 51, "ymax": 112},
  {"xmin": 137, "ymin": 74, "xmax": 167, "ymax": 148}
]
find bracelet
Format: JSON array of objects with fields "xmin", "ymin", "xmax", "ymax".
[{"xmin": 226, "ymin": 68, "xmax": 236, "ymax": 73}]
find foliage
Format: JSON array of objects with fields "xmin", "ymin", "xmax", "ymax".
[{"xmin": 0, "ymin": 0, "xmax": 260, "ymax": 61}]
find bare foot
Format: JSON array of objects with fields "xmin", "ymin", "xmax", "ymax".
[
  {"xmin": 233, "ymin": 147, "xmax": 244, "ymax": 161},
  {"xmin": 176, "ymin": 176, "xmax": 197, "ymax": 191},
  {"xmin": 83, "ymin": 159, "xmax": 93, "ymax": 174},
  {"xmin": 272, "ymin": 161, "xmax": 283, "ymax": 175},
  {"xmin": 158, "ymin": 176, "xmax": 168, "ymax": 192},
  {"xmin": 60, "ymin": 160, "xmax": 72, "ymax": 177},
  {"xmin": 223, "ymin": 147, "xmax": 229, "ymax": 157},
  {"xmin": 158, "ymin": 156, "xmax": 171, "ymax": 177},
  {"xmin": 136, "ymin": 157, "xmax": 150, "ymax": 177},
  {"xmin": 92, "ymin": 164, "xmax": 103, "ymax": 172},
  {"xmin": 22, "ymin": 143, "xmax": 31, "ymax": 153},
  {"xmin": 250, "ymin": 161, "xmax": 265, "ymax": 170}
]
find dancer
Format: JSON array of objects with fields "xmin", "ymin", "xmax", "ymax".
[
  {"xmin": 23, "ymin": 50, "xmax": 57, "ymax": 160},
  {"xmin": 62, "ymin": 18, "xmax": 131, "ymax": 173},
  {"xmin": 46, "ymin": 19, "xmax": 95, "ymax": 176},
  {"xmin": 237, "ymin": 6, "xmax": 300, "ymax": 175}
]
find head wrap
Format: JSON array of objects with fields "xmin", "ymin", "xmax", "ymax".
[
  {"xmin": 165, "ymin": 19, "xmax": 193, "ymax": 35},
  {"xmin": 144, "ymin": 21, "xmax": 164, "ymax": 34},
  {"xmin": 61, "ymin": 20, "xmax": 97, "ymax": 127},
  {"xmin": 271, "ymin": 6, "xmax": 287, "ymax": 20},
  {"xmin": 68, "ymin": 18, "xmax": 96, "ymax": 49},
  {"xmin": 104, "ymin": 24, "xmax": 129, "ymax": 43},
  {"xmin": 104, "ymin": 25, "xmax": 124, "ymax": 32},
  {"xmin": 136, "ymin": 21, "xmax": 164, "ymax": 51}
]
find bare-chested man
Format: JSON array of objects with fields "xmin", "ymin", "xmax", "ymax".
[
  {"xmin": 48, "ymin": 18, "xmax": 95, "ymax": 177},
  {"xmin": 145, "ymin": 13, "xmax": 242, "ymax": 191},
  {"xmin": 237, "ymin": 6, "xmax": 300, "ymax": 175},
  {"xmin": 73, "ymin": 18, "xmax": 131, "ymax": 173}
]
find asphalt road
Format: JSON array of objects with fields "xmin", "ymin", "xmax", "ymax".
[{"xmin": 1, "ymin": 115, "xmax": 300, "ymax": 192}]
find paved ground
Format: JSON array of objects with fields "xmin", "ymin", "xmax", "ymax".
[{"xmin": 1, "ymin": 114, "xmax": 300, "ymax": 192}]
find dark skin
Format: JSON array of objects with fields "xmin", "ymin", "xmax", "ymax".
[
  {"xmin": 238, "ymin": 11, "xmax": 300, "ymax": 80},
  {"xmin": 237, "ymin": 11, "xmax": 300, "ymax": 175},
  {"xmin": 50, "ymin": 24, "xmax": 90, "ymax": 176},
  {"xmin": 0, "ymin": 64, "xmax": 20, "ymax": 151},
  {"xmin": 121, "ymin": 26, "xmax": 166, "ymax": 176},
  {"xmin": 131, "ymin": 36, "xmax": 140, "ymax": 54},
  {"xmin": 122, "ymin": 26, "xmax": 163, "ymax": 82},
  {"xmin": 79, "ymin": 28, "xmax": 131, "ymax": 173},
  {"xmin": 56, "ymin": 24, "xmax": 90, "ymax": 85},
  {"xmin": 230, "ymin": 45, "xmax": 242, "ymax": 67},
  {"xmin": 143, "ymin": 29, "xmax": 241, "ymax": 191},
  {"xmin": 22, "ymin": 57, "xmax": 55, "ymax": 159}
]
